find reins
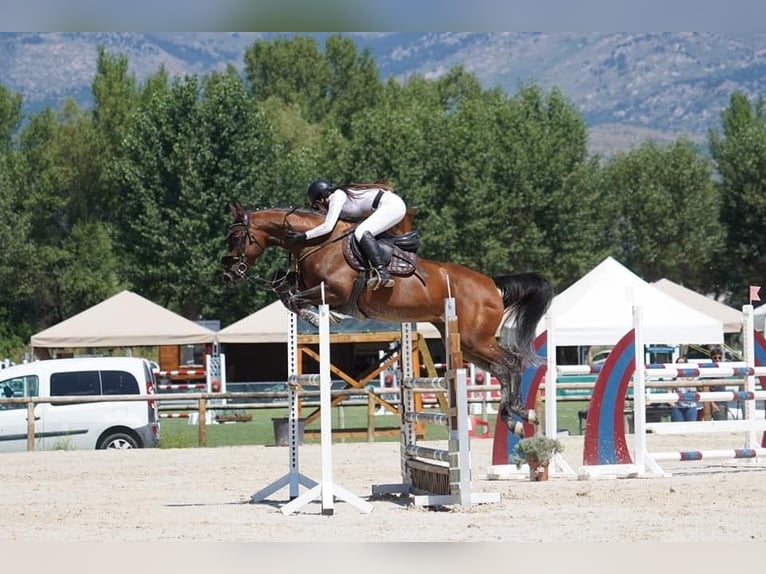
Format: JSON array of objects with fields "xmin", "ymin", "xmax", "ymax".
[
  {"xmin": 283, "ymin": 209, "xmax": 357, "ymax": 265},
  {"xmin": 224, "ymin": 206, "xmax": 357, "ymax": 291}
]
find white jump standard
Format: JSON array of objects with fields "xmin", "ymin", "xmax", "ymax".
[
  {"xmin": 251, "ymin": 300, "xmax": 373, "ymax": 515},
  {"xmin": 372, "ymin": 298, "xmax": 500, "ymax": 507}
]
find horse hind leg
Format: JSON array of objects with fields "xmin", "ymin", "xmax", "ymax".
[
  {"xmin": 494, "ymin": 355, "xmax": 538, "ymax": 438},
  {"xmin": 464, "ymin": 348, "xmax": 535, "ymax": 438}
]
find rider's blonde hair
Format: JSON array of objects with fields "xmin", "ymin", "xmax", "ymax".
[{"xmin": 341, "ymin": 180, "xmax": 394, "ymax": 192}]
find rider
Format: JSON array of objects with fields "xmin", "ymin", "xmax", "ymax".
[{"xmin": 285, "ymin": 179, "xmax": 407, "ymax": 290}]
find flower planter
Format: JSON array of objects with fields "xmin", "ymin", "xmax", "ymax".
[
  {"xmin": 510, "ymin": 435, "xmax": 563, "ymax": 481},
  {"xmin": 525, "ymin": 455, "xmax": 550, "ymax": 481}
]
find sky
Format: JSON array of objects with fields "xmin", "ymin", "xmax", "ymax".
[{"xmin": 2, "ymin": 0, "xmax": 766, "ymax": 32}]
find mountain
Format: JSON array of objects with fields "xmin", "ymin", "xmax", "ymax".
[{"xmin": 3, "ymin": 32, "xmax": 766, "ymax": 155}]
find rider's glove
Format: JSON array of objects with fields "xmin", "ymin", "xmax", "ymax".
[{"xmin": 285, "ymin": 230, "xmax": 307, "ymax": 243}]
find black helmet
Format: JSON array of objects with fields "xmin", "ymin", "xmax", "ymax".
[{"xmin": 307, "ymin": 179, "xmax": 334, "ymax": 204}]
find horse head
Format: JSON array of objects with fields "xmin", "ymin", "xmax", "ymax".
[
  {"xmin": 220, "ymin": 204, "xmax": 331, "ymax": 284},
  {"xmin": 221, "ymin": 203, "xmax": 271, "ymax": 283}
]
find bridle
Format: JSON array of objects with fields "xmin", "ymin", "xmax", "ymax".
[
  {"xmin": 221, "ymin": 212, "xmax": 264, "ymax": 282},
  {"xmin": 221, "ymin": 206, "xmax": 354, "ymax": 284}
]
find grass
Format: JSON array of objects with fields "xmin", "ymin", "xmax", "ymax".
[{"xmin": 156, "ymin": 400, "xmax": 593, "ymax": 448}]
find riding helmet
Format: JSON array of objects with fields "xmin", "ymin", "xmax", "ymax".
[{"xmin": 307, "ymin": 179, "xmax": 334, "ymax": 203}]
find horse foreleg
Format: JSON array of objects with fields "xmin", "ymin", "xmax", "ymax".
[
  {"xmin": 289, "ymin": 284, "xmax": 323, "ymax": 307},
  {"xmin": 282, "ymin": 284, "xmax": 350, "ymax": 326}
]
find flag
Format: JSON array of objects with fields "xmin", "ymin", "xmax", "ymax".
[{"xmin": 750, "ymin": 285, "xmax": 761, "ymax": 302}]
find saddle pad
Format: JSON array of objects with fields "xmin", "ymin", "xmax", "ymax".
[{"xmin": 342, "ymin": 235, "xmax": 418, "ymax": 277}]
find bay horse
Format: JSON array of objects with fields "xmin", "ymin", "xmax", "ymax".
[{"xmin": 220, "ymin": 203, "xmax": 552, "ymax": 436}]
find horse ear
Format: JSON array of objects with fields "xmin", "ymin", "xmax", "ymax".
[{"xmin": 229, "ymin": 202, "xmax": 243, "ymax": 219}]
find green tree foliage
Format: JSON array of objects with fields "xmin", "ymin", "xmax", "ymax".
[
  {"xmin": 110, "ymin": 72, "xmax": 280, "ymax": 324},
  {"xmin": 709, "ymin": 91, "xmax": 766, "ymax": 304},
  {"xmin": 245, "ymin": 34, "xmax": 383, "ymax": 137},
  {"xmin": 0, "ymin": 147, "xmax": 36, "ymax": 357},
  {"xmin": 91, "ymin": 46, "xmax": 140, "ymax": 219},
  {"xmin": 322, "ymin": 34, "xmax": 383, "ymax": 136},
  {"xmin": 245, "ymin": 35, "xmax": 330, "ymax": 123},
  {"xmin": 601, "ymin": 139, "xmax": 723, "ymax": 291},
  {"xmin": 11, "ymin": 100, "xmax": 125, "ymax": 330},
  {"xmin": 0, "ymin": 84, "xmax": 23, "ymax": 151},
  {"xmin": 357, "ymin": 74, "xmax": 597, "ymax": 290}
]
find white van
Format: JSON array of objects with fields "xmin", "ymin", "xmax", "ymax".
[{"xmin": 0, "ymin": 357, "xmax": 160, "ymax": 452}]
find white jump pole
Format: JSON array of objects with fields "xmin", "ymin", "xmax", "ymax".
[
  {"xmin": 543, "ymin": 311, "xmax": 576, "ymax": 477},
  {"xmin": 250, "ymin": 306, "xmax": 317, "ymax": 503},
  {"xmin": 743, "ymin": 304, "xmax": 757, "ymax": 449},
  {"xmin": 280, "ymin": 289, "xmax": 374, "ymax": 515}
]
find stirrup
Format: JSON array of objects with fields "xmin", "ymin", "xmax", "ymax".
[{"xmin": 367, "ymin": 268, "xmax": 394, "ymax": 290}]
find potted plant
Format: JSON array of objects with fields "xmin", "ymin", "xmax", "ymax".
[{"xmin": 510, "ymin": 435, "xmax": 564, "ymax": 481}]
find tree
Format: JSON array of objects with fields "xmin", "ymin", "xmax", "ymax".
[
  {"xmin": 10, "ymin": 101, "xmax": 125, "ymax": 329},
  {"xmin": 244, "ymin": 35, "xmax": 330, "ymax": 123},
  {"xmin": 601, "ymin": 139, "xmax": 723, "ymax": 292},
  {"xmin": 0, "ymin": 146, "xmax": 36, "ymax": 357},
  {"xmin": 709, "ymin": 91, "xmax": 766, "ymax": 305},
  {"xmin": 90, "ymin": 46, "xmax": 140, "ymax": 220},
  {"xmin": 245, "ymin": 34, "xmax": 383, "ymax": 138},
  {"xmin": 0, "ymin": 84, "xmax": 23, "ymax": 152},
  {"xmin": 111, "ymin": 72, "xmax": 280, "ymax": 324}
]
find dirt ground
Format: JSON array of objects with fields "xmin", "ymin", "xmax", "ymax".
[{"xmin": 2, "ymin": 431, "xmax": 766, "ymax": 548}]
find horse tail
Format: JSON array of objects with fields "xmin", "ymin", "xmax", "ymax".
[{"xmin": 493, "ymin": 272, "xmax": 553, "ymax": 367}]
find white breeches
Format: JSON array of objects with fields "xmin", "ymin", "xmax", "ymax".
[{"xmin": 353, "ymin": 193, "xmax": 407, "ymax": 240}]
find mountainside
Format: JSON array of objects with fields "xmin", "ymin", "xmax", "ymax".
[{"xmin": 3, "ymin": 32, "xmax": 766, "ymax": 154}]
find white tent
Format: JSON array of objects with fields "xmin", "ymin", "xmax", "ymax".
[
  {"xmin": 754, "ymin": 303, "xmax": 766, "ymax": 331},
  {"xmin": 652, "ymin": 278, "xmax": 743, "ymax": 334},
  {"xmin": 216, "ymin": 300, "xmax": 442, "ymax": 344},
  {"xmin": 539, "ymin": 257, "xmax": 724, "ymax": 346},
  {"xmin": 30, "ymin": 290, "xmax": 216, "ymax": 350}
]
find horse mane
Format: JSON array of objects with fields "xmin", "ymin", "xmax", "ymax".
[
  {"xmin": 244, "ymin": 206, "xmax": 358, "ymax": 235},
  {"xmin": 248, "ymin": 205, "xmax": 359, "ymax": 227}
]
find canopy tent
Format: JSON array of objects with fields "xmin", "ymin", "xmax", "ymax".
[
  {"xmin": 652, "ymin": 278, "xmax": 743, "ymax": 334},
  {"xmin": 216, "ymin": 300, "xmax": 442, "ymax": 344},
  {"xmin": 538, "ymin": 257, "xmax": 724, "ymax": 346},
  {"xmin": 30, "ymin": 290, "xmax": 216, "ymax": 351},
  {"xmin": 754, "ymin": 303, "xmax": 766, "ymax": 331}
]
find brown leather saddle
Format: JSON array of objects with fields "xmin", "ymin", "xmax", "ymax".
[{"xmin": 342, "ymin": 230, "xmax": 420, "ymax": 277}]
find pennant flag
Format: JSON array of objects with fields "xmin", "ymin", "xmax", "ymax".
[{"xmin": 750, "ymin": 285, "xmax": 761, "ymax": 303}]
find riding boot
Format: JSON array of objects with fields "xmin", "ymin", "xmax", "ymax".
[{"xmin": 357, "ymin": 231, "xmax": 394, "ymax": 289}]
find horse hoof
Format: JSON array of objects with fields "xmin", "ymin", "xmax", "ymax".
[
  {"xmin": 297, "ymin": 309, "xmax": 320, "ymax": 327},
  {"xmin": 507, "ymin": 419, "xmax": 525, "ymax": 437},
  {"xmin": 526, "ymin": 409, "xmax": 538, "ymax": 424}
]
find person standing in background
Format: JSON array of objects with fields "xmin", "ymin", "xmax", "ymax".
[
  {"xmin": 707, "ymin": 348, "xmax": 728, "ymax": 420},
  {"xmin": 670, "ymin": 355, "xmax": 701, "ymax": 422}
]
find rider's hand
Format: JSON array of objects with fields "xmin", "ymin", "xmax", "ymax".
[{"xmin": 285, "ymin": 230, "xmax": 307, "ymax": 243}]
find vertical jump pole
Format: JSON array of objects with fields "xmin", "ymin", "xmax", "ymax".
[
  {"xmin": 543, "ymin": 313, "xmax": 576, "ymax": 476},
  {"xmin": 399, "ymin": 320, "xmax": 416, "ymax": 489},
  {"xmin": 250, "ymin": 306, "xmax": 317, "ymax": 504},
  {"xmin": 743, "ymin": 304, "xmax": 756, "ymax": 449},
  {"xmin": 279, "ymin": 300, "xmax": 374, "ymax": 516},
  {"xmin": 544, "ymin": 311, "xmax": 557, "ymax": 438},
  {"xmin": 631, "ymin": 305, "xmax": 666, "ymax": 477},
  {"xmin": 632, "ymin": 305, "xmax": 648, "ymax": 473},
  {"xmin": 444, "ymin": 297, "xmax": 470, "ymax": 505}
]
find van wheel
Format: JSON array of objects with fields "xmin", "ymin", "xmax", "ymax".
[{"xmin": 99, "ymin": 432, "xmax": 139, "ymax": 449}]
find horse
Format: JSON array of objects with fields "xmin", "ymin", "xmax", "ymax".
[{"xmin": 220, "ymin": 203, "xmax": 553, "ymax": 436}]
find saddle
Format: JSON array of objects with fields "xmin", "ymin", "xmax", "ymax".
[{"xmin": 342, "ymin": 230, "xmax": 420, "ymax": 276}]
